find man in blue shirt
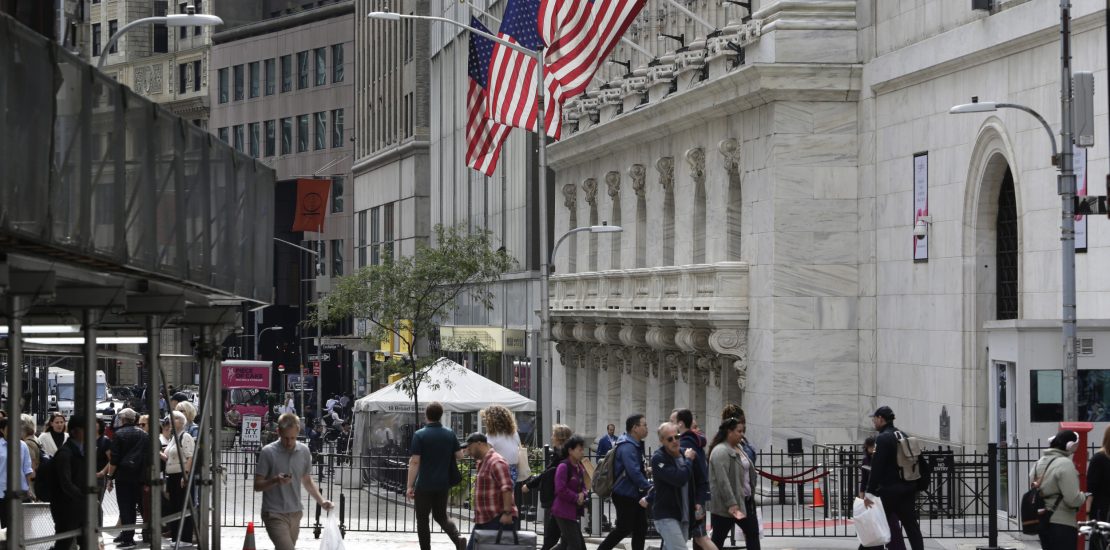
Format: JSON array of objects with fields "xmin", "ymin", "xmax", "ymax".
[
  {"xmin": 598, "ymin": 414, "xmax": 652, "ymax": 550},
  {"xmin": 407, "ymin": 402, "xmax": 465, "ymax": 550},
  {"xmin": 0, "ymin": 417, "xmax": 33, "ymax": 529}
]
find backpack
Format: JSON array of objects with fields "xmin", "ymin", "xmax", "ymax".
[
  {"xmin": 591, "ymin": 445, "xmax": 626, "ymax": 499},
  {"xmin": 34, "ymin": 452, "xmax": 55, "ymax": 503},
  {"xmin": 1020, "ymin": 457, "xmax": 1062, "ymax": 535},
  {"xmin": 893, "ymin": 431, "xmax": 929, "ymax": 490}
]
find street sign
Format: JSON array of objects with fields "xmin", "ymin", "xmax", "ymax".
[
  {"xmin": 312, "ymin": 360, "xmax": 321, "ymax": 376},
  {"xmin": 241, "ymin": 415, "xmax": 262, "ymax": 446},
  {"xmin": 308, "ymin": 353, "xmax": 331, "ymax": 361},
  {"xmin": 278, "ymin": 364, "xmax": 285, "ymax": 372},
  {"xmin": 1074, "ymin": 195, "xmax": 1109, "ymax": 217}
]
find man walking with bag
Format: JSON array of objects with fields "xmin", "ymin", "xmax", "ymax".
[
  {"xmin": 253, "ymin": 413, "xmax": 334, "ymax": 550},
  {"xmin": 864, "ymin": 406, "xmax": 923, "ymax": 550},
  {"xmin": 105, "ymin": 408, "xmax": 148, "ymax": 548},
  {"xmin": 464, "ymin": 432, "xmax": 520, "ymax": 550},
  {"xmin": 598, "ymin": 414, "xmax": 653, "ymax": 550},
  {"xmin": 406, "ymin": 402, "xmax": 466, "ymax": 550}
]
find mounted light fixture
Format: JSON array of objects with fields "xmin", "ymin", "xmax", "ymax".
[{"xmin": 658, "ymin": 33, "xmax": 685, "ymax": 48}]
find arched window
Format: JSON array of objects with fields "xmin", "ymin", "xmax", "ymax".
[{"xmin": 996, "ymin": 169, "xmax": 1018, "ymax": 320}]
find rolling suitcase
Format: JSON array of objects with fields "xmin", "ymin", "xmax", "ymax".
[{"xmin": 471, "ymin": 527, "xmax": 538, "ymax": 550}]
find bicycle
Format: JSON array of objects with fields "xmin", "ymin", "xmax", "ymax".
[{"xmin": 1079, "ymin": 519, "xmax": 1110, "ymax": 550}]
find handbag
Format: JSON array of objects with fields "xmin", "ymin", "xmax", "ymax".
[
  {"xmin": 517, "ymin": 447, "xmax": 532, "ymax": 479},
  {"xmin": 472, "ymin": 527, "xmax": 537, "ymax": 550}
]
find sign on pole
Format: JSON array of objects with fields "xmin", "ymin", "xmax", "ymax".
[{"xmin": 241, "ymin": 415, "xmax": 262, "ymax": 447}]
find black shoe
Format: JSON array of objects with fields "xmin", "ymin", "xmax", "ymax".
[
  {"xmin": 117, "ymin": 541, "xmax": 137, "ymax": 549},
  {"xmin": 112, "ymin": 536, "xmax": 124, "ymax": 544},
  {"xmin": 456, "ymin": 537, "xmax": 466, "ymax": 550}
]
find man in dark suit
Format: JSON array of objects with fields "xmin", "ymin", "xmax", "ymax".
[{"xmin": 51, "ymin": 415, "xmax": 88, "ymax": 550}]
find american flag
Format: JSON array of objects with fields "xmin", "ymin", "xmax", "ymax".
[
  {"xmin": 466, "ymin": 17, "xmax": 512, "ymax": 176},
  {"xmin": 485, "ymin": 0, "xmax": 546, "ymax": 135}
]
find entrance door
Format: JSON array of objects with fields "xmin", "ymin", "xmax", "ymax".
[{"xmin": 995, "ymin": 361, "xmax": 1017, "ymax": 513}]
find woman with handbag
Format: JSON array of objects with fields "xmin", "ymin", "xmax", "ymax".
[
  {"xmin": 481, "ymin": 405, "xmax": 524, "ymax": 482},
  {"xmin": 707, "ymin": 418, "xmax": 759, "ymax": 550},
  {"xmin": 551, "ymin": 436, "xmax": 589, "ymax": 550},
  {"xmin": 1035, "ymin": 430, "xmax": 1090, "ymax": 550}
]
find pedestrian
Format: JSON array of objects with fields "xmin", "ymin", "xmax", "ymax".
[
  {"xmin": 597, "ymin": 414, "xmax": 652, "ymax": 550},
  {"xmin": 721, "ymin": 404, "xmax": 757, "ymax": 464},
  {"xmin": 858, "ymin": 436, "xmax": 900, "ymax": 550},
  {"xmin": 707, "ymin": 417, "xmax": 759, "ymax": 550},
  {"xmin": 336, "ymin": 421, "xmax": 353, "ymax": 464},
  {"xmin": 863, "ymin": 406, "xmax": 923, "ymax": 550},
  {"xmin": 49, "ymin": 415, "xmax": 89, "ymax": 550},
  {"xmin": 1033, "ymin": 430, "xmax": 1089, "ymax": 550},
  {"xmin": 253, "ymin": 413, "xmax": 334, "ymax": 550},
  {"xmin": 0, "ymin": 417, "xmax": 34, "ymax": 529},
  {"xmin": 551, "ymin": 435, "xmax": 589, "ymax": 550},
  {"xmin": 1087, "ymin": 424, "xmax": 1110, "ymax": 521},
  {"xmin": 481, "ymin": 405, "xmax": 524, "ymax": 482},
  {"xmin": 20, "ymin": 414, "xmax": 41, "ymax": 472},
  {"xmin": 106, "ymin": 408, "xmax": 150, "ymax": 548},
  {"xmin": 463, "ymin": 432, "xmax": 518, "ymax": 550},
  {"xmin": 175, "ymin": 401, "xmax": 200, "ymax": 439},
  {"xmin": 674, "ymin": 409, "xmax": 717, "ymax": 550},
  {"xmin": 641, "ymin": 422, "xmax": 696, "ymax": 550},
  {"xmin": 325, "ymin": 395, "xmax": 338, "ymax": 415},
  {"xmin": 95, "ymin": 420, "xmax": 111, "ymax": 523},
  {"xmin": 596, "ymin": 424, "xmax": 617, "ymax": 457},
  {"xmin": 163, "ymin": 411, "xmax": 195, "ymax": 543},
  {"xmin": 38, "ymin": 412, "xmax": 68, "ymax": 456},
  {"xmin": 283, "ymin": 392, "xmax": 296, "ymax": 415},
  {"xmin": 406, "ymin": 402, "xmax": 466, "ymax": 550},
  {"xmin": 522, "ymin": 424, "xmax": 573, "ymax": 550}
]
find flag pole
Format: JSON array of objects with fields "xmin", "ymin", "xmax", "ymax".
[{"xmin": 534, "ymin": 47, "xmax": 553, "ymax": 447}]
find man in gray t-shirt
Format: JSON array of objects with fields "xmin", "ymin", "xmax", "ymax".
[{"xmin": 254, "ymin": 413, "xmax": 334, "ymax": 550}]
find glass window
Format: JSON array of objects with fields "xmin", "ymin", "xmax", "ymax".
[
  {"xmin": 248, "ymin": 122, "xmax": 260, "ymax": 158},
  {"xmin": 1031, "ymin": 370, "xmax": 1063, "ymax": 423},
  {"xmin": 331, "ymin": 240, "xmax": 344, "ymax": 276},
  {"xmin": 370, "ymin": 207, "xmax": 380, "ymax": 266},
  {"xmin": 383, "ymin": 203, "xmax": 394, "ymax": 262},
  {"xmin": 315, "ymin": 47, "xmax": 327, "ymax": 86},
  {"xmin": 332, "ymin": 109, "xmax": 344, "ymax": 148},
  {"xmin": 217, "ymin": 127, "xmax": 228, "ymax": 144},
  {"xmin": 193, "ymin": 0, "xmax": 203, "ymax": 35},
  {"xmin": 179, "ymin": 3, "xmax": 188, "ymax": 38},
  {"xmin": 357, "ymin": 210, "xmax": 367, "ymax": 267},
  {"xmin": 315, "ymin": 112, "xmax": 326, "ymax": 151},
  {"xmin": 193, "ymin": 60, "xmax": 201, "ymax": 92},
  {"xmin": 178, "ymin": 63, "xmax": 188, "ymax": 94},
  {"xmin": 108, "ymin": 20, "xmax": 118, "ymax": 53},
  {"xmin": 233, "ymin": 64, "xmax": 244, "ymax": 101},
  {"xmin": 331, "ymin": 176, "xmax": 343, "ymax": 213},
  {"xmin": 297, "ymin": 114, "xmax": 309, "ymax": 152},
  {"xmin": 281, "ymin": 55, "xmax": 292, "ymax": 93},
  {"xmin": 153, "ymin": 2, "xmax": 168, "ymax": 53},
  {"xmin": 233, "ymin": 125, "xmax": 244, "ymax": 153},
  {"xmin": 264, "ymin": 59, "xmax": 276, "ymax": 96},
  {"xmin": 297, "ymin": 51, "xmax": 309, "ymax": 89},
  {"xmin": 281, "ymin": 117, "xmax": 292, "ymax": 155},
  {"xmin": 92, "ymin": 23, "xmax": 100, "ymax": 57},
  {"xmin": 264, "ymin": 120, "xmax": 276, "ymax": 157},
  {"xmin": 1080, "ymin": 370, "xmax": 1110, "ymax": 422},
  {"xmin": 248, "ymin": 61, "xmax": 260, "ymax": 98},
  {"xmin": 308, "ymin": 241, "xmax": 326, "ymax": 276},
  {"xmin": 332, "ymin": 44, "xmax": 344, "ymax": 83}
]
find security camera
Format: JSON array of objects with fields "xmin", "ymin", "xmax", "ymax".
[{"xmin": 913, "ymin": 217, "xmax": 931, "ymax": 240}]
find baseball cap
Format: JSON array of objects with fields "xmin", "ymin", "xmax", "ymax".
[
  {"xmin": 871, "ymin": 406, "xmax": 895, "ymax": 421},
  {"xmin": 465, "ymin": 432, "xmax": 488, "ymax": 446}
]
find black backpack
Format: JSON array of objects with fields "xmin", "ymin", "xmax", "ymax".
[
  {"xmin": 1020, "ymin": 457, "xmax": 1061, "ymax": 535},
  {"xmin": 34, "ymin": 452, "xmax": 56, "ymax": 503}
]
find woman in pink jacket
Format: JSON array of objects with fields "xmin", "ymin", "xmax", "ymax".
[{"xmin": 551, "ymin": 436, "xmax": 588, "ymax": 550}]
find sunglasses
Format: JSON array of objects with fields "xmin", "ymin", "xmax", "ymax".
[
  {"xmin": 139, "ymin": 422, "xmax": 148, "ymax": 427},
  {"xmin": 664, "ymin": 435, "xmax": 679, "ymax": 442}
]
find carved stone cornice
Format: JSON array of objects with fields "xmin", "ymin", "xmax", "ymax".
[
  {"xmin": 629, "ymin": 164, "xmax": 646, "ymax": 198},
  {"xmin": 605, "ymin": 171, "xmax": 621, "ymax": 199},
  {"xmin": 573, "ymin": 322, "xmax": 598, "ymax": 343},
  {"xmin": 551, "ymin": 322, "xmax": 574, "ymax": 342},
  {"xmin": 618, "ymin": 325, "xmax": 649, "ymax": 348},
  {"xmin": 562, "ymin": 183, "xmax": 578, "ymax": 210},
  {"xmin": 709, "ymin": 328, "xmax": 747, "ymax": 358},
  {"xmin": 614, "ymin": 347, "xmax": 634, "ymax": 374},
  {"xmin": 592, "ymin": 345, "xmax": 610, "ymax": 370},
  {"xmin": 696, "ymin": 354, "xmax": 718, "ymax": 387},
  {"xmin": 583, "ymin": 178, "xmax": 598, "ymax": 206},
  {"xmin": 645, "ymin": 326, "xmax": 678, "ymax": 351},
  {"xmin": 664, "ymin": 352, "xmax": 684, "ymax": 381},
  {"xmin": 675, "ymin": 327, "xmax": 712, "ymax": 354},
  {"xmin": 656, "ymin": 157, "xmax": 675, "ymax": 192},
  {"xmin": 595, "ymin": 324, "xmax": 623, "ymax": 346},
  {"xmin": 686, "ymin": 147, "xmax": 706, "ymax": 185},
  {"xmin": 719, "ymin": 138, "xmax": 741, "ymax": 171},
  {"xmin": 637, "ymin": 347, "xmax": 659, "ymax": 378},
  {"xmin": 555, "ymin": 341, "xmax": 584, "ymax": 366}
]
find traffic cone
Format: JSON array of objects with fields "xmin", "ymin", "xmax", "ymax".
[
  {"xmin": 809, "ymin": 481, "xmax": 825, "ymax": 508},
  {"xmin": 243, "ymin": 522, "xmax": 257, "ymax": 550}
]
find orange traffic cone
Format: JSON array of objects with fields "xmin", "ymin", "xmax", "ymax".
[
  {"xmin": 809, "ymin": 482, "xmax": 825, "ymax": 508},
  {"xmin": 243, "ymin": 522, "xmax": 257, "ymax": 550}
]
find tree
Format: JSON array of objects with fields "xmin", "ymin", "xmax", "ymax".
[{"xmin": 311, "ymin": 224, "xmax": 515, "ymax": 427}]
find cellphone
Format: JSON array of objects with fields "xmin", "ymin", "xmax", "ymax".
[{"xmin": 280, "ymin": 473, "xmax": 292, "ymax": 479}]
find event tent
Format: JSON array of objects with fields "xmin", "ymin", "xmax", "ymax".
[{"xmin": 354, "ymin": 357, "xmax": 536, "ymax": 413}]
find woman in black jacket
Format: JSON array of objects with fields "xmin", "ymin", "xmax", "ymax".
[
  {"xmin": 523, "ymin": 424, "xmax": 574, "ymax": 550},
  {"xmin": 1088, "ymin": 425, "xmax": 1110, "ymax": 521}
]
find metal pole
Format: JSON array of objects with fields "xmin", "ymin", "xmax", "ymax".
[
  {"xmin": 1059, "ymin": 0, "xmax": 1078, "ymax": 421},
  {"xmin": 536, "ymin": 52, "xmax": 552, "ymax": 445},
  {"xmin": 83, "ymin": 310, "xmax": 100, "ymax": 550},
  {"xmin": 146, "ymin": 315, "xmax": 163, "ymax": 549},
  {"xmin": 196, "ymin": 326, "xmax": 212, "ymax": 550},
  {"xmin": 6, "ymin": 295, "xmax": 25, "ymax": 546},
  {"xmin": 210, "ymin": 327, "xmax": 224, "ymax": 550}
]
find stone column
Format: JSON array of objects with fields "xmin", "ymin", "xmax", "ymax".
[
  {"xmin": 556, "ymin": 341, "xmax": 580, "ymax": 428},
  {"xmin": 700, "ymin": 354, "xmax": 724, "ymax": 425},
  {"xmin": 643, "ymin": 349, "xmax": 665, "ymax": 430}
]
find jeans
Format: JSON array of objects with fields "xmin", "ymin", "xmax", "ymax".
[
  {"xmin": 654, "ymin": 518, "xmax": 689, "ymax": 550},
  {"xmin": 540, "ymin": 513, "xmax": 562, "ymax": 550},
  {"xmin": 710, "ymin": 508, "xmax": 760, "ymax": 550},
  {"xmin": 597, "ymin": 494, "xmax": 648, "ymax": 550},
  {"xmin": 1039, "ymin": 522, "xmax": 1078, "ymax": 550},
  {"xmin": 552, "ymin": 517, "xmax": 585, "ymax": 550},
  {"xmin": 115, "ymin": 479, "xmax": 142, "ymax": 543},
  {"xmin": 414, "ymin": 489, "xmax": 463, "ymax": 550},
  {"xmin": 878, "ymin": 488, "xmax": 922, "ymax": 550},
  {"xmin": 467, "ymin": 517, "xmax": 520, "ymax": 550}
]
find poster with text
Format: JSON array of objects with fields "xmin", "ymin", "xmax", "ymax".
[
  {"xmin": 913, "ymin": 153, "xmax": 929, "ymax": 260},
  {"xmin": 1076, "ymin": 146, "xmax": 1088, "ymax": 251}
]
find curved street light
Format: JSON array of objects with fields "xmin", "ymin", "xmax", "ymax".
[{"xmin": 97, "ymin": 10, "xmax": 224, "ymax": 69}]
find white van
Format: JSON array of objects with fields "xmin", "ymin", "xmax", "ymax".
[{"xmin": 52, "ymin": 368, "xmax": 121, "ymax": 422}]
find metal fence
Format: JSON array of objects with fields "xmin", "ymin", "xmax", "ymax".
[{"xmin": 218, "ymin": 442, "xmax": 1066, "ymax": 542}]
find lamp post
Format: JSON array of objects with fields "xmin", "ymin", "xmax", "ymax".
[
  {"xmin": 97, "ymin": 7, "xmax": 222, "ymax": 70},
  {"xmin": 273, "ymin": 237, "xmax": 320, "ymax": 418},
  {"xmin": 254, "ymin": 326, "xmax": 283, "ymax": 360}
]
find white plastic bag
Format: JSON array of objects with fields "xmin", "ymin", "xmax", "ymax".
[
  {"xmin": 756, "ymin": 506, "xmax": 763, "ymax": 539},
  {"xmin": 853, "ymin": 495, "xmax": 891, "ymax": 547},
  {"xmin": 320, "ymin": 512, "xmax": 346, "ymax": 550}
]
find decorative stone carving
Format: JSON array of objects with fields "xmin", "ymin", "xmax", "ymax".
[
  {"xmin": 629, "ymin": 164, "xmax": 646, "ymax": 198},
  {"xmin": 735, "ymin": 19, "xmax": 763, "ymax": 48},
  {"xmin": 637, "ymin": 348, "xmax": 658, "ymax": 378},
  {"xmin": 572, "ymin": 323, "xmax": 598, "ymax": 343},
  {"xmin": 696, "ymin": 355, "xmax": 718, "ymax": 387},
  {"xmin": 675, "ymin": 328, "xmax": 712, "ymax": 354},
  {"xmin": 555, "ymin": 341, "xmax": 582, "ymax": 366},
  {"xmin": 618, "ymin": 325, "xmax": 649, "ymax": 348},
  {"xmin": 664, "ymin": 352, "xmax": 684, "ymax": 381},
  {"xmin": 592, "ymin": 345, "xmax": 610, "ymax": 370},
  {"xmin": 595, "ymin": 324, "xmax": 623, "ymax": 346},
  {"xmin": 582, "ymin": 178, "xmax": 598, "ymax": 206},
  {"xmin": 656, "ymin": 157, "xmax": 675, "ymax": 192},
  {"xmin": 675, "ymin": 49, "xmax": 706, "ymax": 76},
  {"xmin": 598, "ymin": 86, "xmax": 623, "ymax": 107},
  {"xmin": 647, "ymin": 62, "xmax": 676, "ymax": 87},
  {"xmin": 719, "ymin": 138, "xmax": 741, "ymax": 171},
  {"xmin": 562, "ymin": 183, "xmax": 577, "ymax": 210},
  {"xmin": 614, "ymin": 347, "xmax": 633, "ymax": 374},
  {"xmin": 709, "ymin": 328, "xmax": 747, "ymax": 358},
  {"xmin": 731, "ymin": 357, "xmax": 748, "ymax": 390},
  {"xmin": 645, "ymin": 326, "xmax": 678, "ymax": 351},
  {"xmin": 686, "ymin": 147, "xmax": 706, "ymax": 185},
  {"xmin": 605, "ymin": 171, "xmax": 620, "ymax": 199},
  {"xmin": 621, "ymin": 75, "xmax": 648, "ymax": 99}
]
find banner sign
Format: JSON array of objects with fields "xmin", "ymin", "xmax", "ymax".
[
  {"xmin": 1076, "ymin": 147, "xmax": 1088, "ymax": 251},
  {"xmin": 292, "ymin": 178, "xmax": 331, "ymax": 232},
  {"xmin": 221, "ymin": 361, "xmax": 272, "ymax": 390},
  {"xmin": 240, "ymin": 415, "xmax": 262, "ymax": 446},
  {"xmin": 913, "ymin": 152, "xmax": 929, "ymax": 261}
]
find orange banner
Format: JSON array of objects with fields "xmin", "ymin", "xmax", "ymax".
[{"xmin": 292, "ymin": 178, "xmax": 331, "ymax": 232}]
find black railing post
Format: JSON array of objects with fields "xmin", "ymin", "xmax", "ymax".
[{"xmin": 976, "ymin": 442, "xmax": 1011, "ymax": 550}]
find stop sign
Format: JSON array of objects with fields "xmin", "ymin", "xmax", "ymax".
[{"xmin": 277, "ymin": 364, "xmax": 286, "ymax": 372}]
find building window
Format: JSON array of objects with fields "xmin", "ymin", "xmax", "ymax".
[
  {"xmin": 178, "ymin": 63, "xmax": 188, "ymax": 94},
  {"xmin": 331, "ymin": 240, "xmax": 344, "ymax": 276},
  {"xmin": 233, "ymin": 64, "xmax": 244, "ymax": 101},
  {"xmin": 309, "ymin": 241, "xmax": 327, "ymax": 276},
  {"xmin": 233, "ymin": 124, "xmax": 244, "ymax": 153},
  {"xmin": 357, "ymin": 210, "xmax": 367, "ymax": 267},
  {"xmin": 314, "ymin": 47, "xmax": 326, "ymax": 86},
  {"xmin": 297, "ymin": 114, "xmax": 309, "ymax": 152},
  {"xmin": 193, "ymin": 0, "xmax": 203, "ymax": 35},
  {"xmin": 331, "ymin": 109, "xmax": 343, "ymax": 148},
  {"xmin": 108, "ymin": 20, "xmax": 118, "ymax": 53},
  {"xmin": 193, "ymin": 60, "xmax": 201, "ymax": 92},
  {"xmin": 248, "ymin": 61, "xmax": 260, "ymax": 98},
  {"xmin": 92, "ymin": 23, "xmax": 101, "ymax": 57},
  {"xmin": 382, "ymin": 203, "xmax": 394, "ymax": 262},
  {"xmin": 264, "ymin": 59, "xmax": 275, "ymax": 95},
  {"xmin": 248, "ymin": 122, "xmax": 260, "ymax": 158},
  {"xmin": 179, "ymin": 3, "xmax": 188, "ymax": 38},
  {"xmin": 281, "ymin": 117, "xmax": 292, "ymax": 155},
  {"xmin": 997, "ymin": 169, "xmax": 1018, "ymax": 320},
  {"xmin": 370, "ymin": 206, "xmax": 380, "ymax": 265},
  {"xmin": 297, "ymin": 51, "xmax": 309, "ymax": 89},
  {"xmin": 332, "ymin": 44, "xmax": 344, "ymax": 83},
  {"xmin": 1080, "ymin": 370, "xmax": 1110, "ymax": 422},
  {"xmin": 153, "ymin": 1, "xmax": 168, "ymax": 53},
  {"xmin": 281, "ymin": 55, "xmax": 292, "ymax": 93},
  {"xmin": 331, "ymin": 176, "xmax": 343, "ymax": 213},
  {"xmin": 403, "ymin": 17, "xmax": 413, "ymax": 62},
  {"xmin": 314, "ymin": 112, "xmax": 326, "ymax": 150},
  {"xmin": 217, "ymin": 127, "xmax": 228, "ymax": 144},
  {"xmin": 264, "ymin": 120, "xmax": 276, "ymax": 157},
  {"xmin": 404, "ymin": 92, "xmax": 413, "ymax": 138},
  {"xmin": 1030, "ymin": 370, "xmax": 1063, "ymax": 422}
]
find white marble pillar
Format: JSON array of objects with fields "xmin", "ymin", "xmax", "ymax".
[
  {"xmin": 702, "ymin": 356, "xmax": 725, "ymax": 427},
  {"xmin": 658, "ymin": 353, "xmax": 677, "ymax": 429},
  {"xmin": 563, "ymin": 350, "xmax": 578, "ymax": 429},
  {"xmin": 574, "ymin": 350, "xmax": 595, "ymax": 435}
]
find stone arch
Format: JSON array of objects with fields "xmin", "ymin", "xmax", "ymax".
[{"xmin": 960, "ymin": 118, "xmax": 1023, "ymax": 448}]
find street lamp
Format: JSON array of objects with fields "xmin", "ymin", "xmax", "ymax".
[
  {"xmin": 273, "ymin": 237, "xmax": 320, "ymax": 418},
  {"xmin": 254, "ymin": 326, "xmax": 284, "ymax": 361},
  {"xmin": 950, "ymin": 96, "xmax": 1078, "ymax": 420},
  {"xmin": 97, "ymin": 6, "xmax": 223, "ymax": 69}
]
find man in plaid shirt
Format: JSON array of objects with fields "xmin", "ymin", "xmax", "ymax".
[{"xmin": 464, "ymin": 432, "xmax": 518, "ymax": 549}]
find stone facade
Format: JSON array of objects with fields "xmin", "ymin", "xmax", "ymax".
[{"xmin": 548, "ymin": 0, "xmax": 1110, "ymax": 450}]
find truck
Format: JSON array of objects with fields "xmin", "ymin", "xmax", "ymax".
[
  {"xmin": 222, "ymin": 360, "xmax": 273, "ymax": 427},
  {"xmin": 52, "ymin": 368, "xmax": 122, "ymax": 423}
]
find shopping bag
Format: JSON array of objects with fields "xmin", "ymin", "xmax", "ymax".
[
  {"xmin": 853, "ymin": 495, "xmax": 891, "ymax": 547},
  {"xmin": 517, "ymin": 447, "xmax": 532, "ymax": 479},
  {"xmin": 472, "ymin": 527, "xmax": 538, "ymax": 550},
  {"xmin": 320, "ymin": 511, "xmax": 346, "ymax": 550},
  {"xmin": 756, "ymin": 506, "xmax": 764, "ymax": 539}
]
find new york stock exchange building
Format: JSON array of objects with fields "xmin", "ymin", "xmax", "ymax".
[{"xmin": 543, "ymin": 0, "xmax": 1110, "ymax": 458}]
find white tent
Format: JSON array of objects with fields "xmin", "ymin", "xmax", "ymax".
[{"xmin": 354, "ymin": 357, "xmax": 536, "ymax": 413}]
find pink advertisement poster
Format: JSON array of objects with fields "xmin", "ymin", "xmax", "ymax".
[{"xmin": 221, "ymin": 361, "xmax": 272, "ymax": 389}]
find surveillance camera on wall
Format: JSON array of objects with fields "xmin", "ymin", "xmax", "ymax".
[{"xmin": 913, "ymin": 216, "xmax": 931, "ymax": 240}]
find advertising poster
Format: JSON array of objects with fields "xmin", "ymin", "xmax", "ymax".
[
  {"xmin": 1076, "ymin": 146, "xmax": 1088, "ymax": 251},
  {"xmin": 913, "ymin": 153, "xmax": 929, "ymax": 261}
]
